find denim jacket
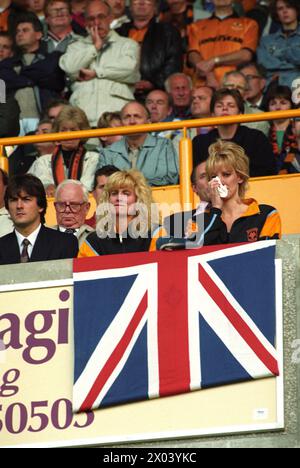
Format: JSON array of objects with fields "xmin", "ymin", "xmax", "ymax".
[{"xmin": 257, "ymin": 25, "xmax": 300, "ymax": 87}]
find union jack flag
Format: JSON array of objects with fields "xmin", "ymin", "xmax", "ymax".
[{"xmin": 73, "ymin": 241, "xmax": 280, "ymax": 413}]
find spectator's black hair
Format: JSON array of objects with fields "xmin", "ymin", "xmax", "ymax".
[
  {"xmin": 190, "ymin": 161, "xmax": 206, "ymax": 185},
  {"xmin": 93, "ymin": 165, "xmax": 120, "ymax": 190},
  {"xmin": 5, "ymin": 174, "xmax": 47, "ymax": 224},
  {"xmin": 270, "ymin": 0, "xmax": 300, "ymax": 21},
  {"xmin": 14, "ymin": 12, "xmax": 44, "ymax": 33},
  {"xmin": 0, "ymin": 31, "xmax": 13, "ymax": 41},
  {"xmin": 210, "ymin": 88, "xmax": 245, "ymax": 114},
  {"xmin": 0, "ymin": 168, "xmax": 8, "ymax": 187},
  {"xmin": 265, "ymin": 85, "xmax": 293, "ymax": 109}
]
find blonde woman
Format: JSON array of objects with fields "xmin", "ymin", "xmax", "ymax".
[
  {"xmin": 78, "ymin": 170, "xmax": 166, "ymax": 256},
  {"xmin": 28, "ymin": 106, "xmax": 99, "ymax": 196},
  {"xmin": 203, "ymin": 139, "xmax": 281, "ymax": 245}
]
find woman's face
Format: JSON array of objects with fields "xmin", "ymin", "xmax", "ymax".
[
  {"xmin": 109, "ymin": 186, "xmax": 137, "ymax": 216},
  {"xmin": 210, "ymin": 163, "xmax": 243, "ymax": 200},
  {"xmin": 268, "ymin": 96, "xmax": 292, "ymax": 112},
  {"xmin": 58, "ymin": 121, "xmax": 81, "ymax": 151}
]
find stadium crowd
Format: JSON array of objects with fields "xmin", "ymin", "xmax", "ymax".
[{"xmin": 0, "ymin": 0, "xmax": 298, "ymax": 261}]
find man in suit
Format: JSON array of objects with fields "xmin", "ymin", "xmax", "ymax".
[
  {"xmin": 52, "ymin": 179, "xmax": 94, "ymax": 247},
  {"xmin": 0, "ymin": 174, "xmax": 78, "ymax": 265}
]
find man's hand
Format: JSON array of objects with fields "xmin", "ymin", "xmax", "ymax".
[
  {"xmin": 195, "ymin": 58, "xmax": 216, "ymax": 76},
  {"xmin": 134, "ymin": 80, "xmax": 154, "ymax": 91},
  {"xmin": 89, "ymin": 25, "xmax": 103, "ymax": 51},
  {"xmin": 78, "ymin": 68, "xmax": 97, "ymax": 81}
]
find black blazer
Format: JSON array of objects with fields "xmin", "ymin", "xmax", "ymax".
[{"xmin": 0, "ymin": 225, "xmax": 79, "ymax": 265}]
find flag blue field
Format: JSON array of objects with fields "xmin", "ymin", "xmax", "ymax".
[{"xmin": 73, "ymin": 241, "xmax": 280, "ymax": 413}]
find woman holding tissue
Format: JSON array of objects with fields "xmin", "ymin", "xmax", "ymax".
[{"xmin": 203, "ymin": 140, "xmax": 281, "ymax": 245}]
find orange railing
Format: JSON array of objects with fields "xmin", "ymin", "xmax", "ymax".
[{"xmin": 1, "ymin": 109, "xmax": 300, "ymax": 209}]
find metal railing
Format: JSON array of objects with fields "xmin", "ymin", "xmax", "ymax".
[{"xmin": 1, "ymin": 109, "xmax": 300, "ymax": 207}]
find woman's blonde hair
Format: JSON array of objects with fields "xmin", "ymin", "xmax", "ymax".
[
  {"xmin": 206, "ymin": 140, "xmax": 250, "ymax": 198},
  {"xmin": 53, "ymin": 105, "xmax": 90, "ymax": 134},
  {"xmin": 96, "ymin": 169, "xmax": 159, "ymax": 236}
]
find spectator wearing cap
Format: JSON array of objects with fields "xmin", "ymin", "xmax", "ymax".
[{"xmin": 257, "ymin": 0, "xmax": 300, "ymax": 88}]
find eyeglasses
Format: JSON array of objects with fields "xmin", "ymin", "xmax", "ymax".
[
  {"xmin": 223, "ymin": 83, "xmax": 247, "ymax": 92},
  {"xmin": 245, "ymin": 74, "xmax": 262, "ymax": 81},
  {"xmin": 54, "ymin": 202, "xmax": 86, "ymax": 213}
]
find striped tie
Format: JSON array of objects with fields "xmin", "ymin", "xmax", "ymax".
[{"xmin": 20, "ymin": 239, "xmax": 30, "ymax": 263}]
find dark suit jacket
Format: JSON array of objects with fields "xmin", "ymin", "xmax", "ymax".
[
  {"xmin": 0, "ymin": 225, "xmax": 78, "ymax": 265},
  {"xmin": 164, "ymin": 209, "xmax": 197, "ymax": 238}
]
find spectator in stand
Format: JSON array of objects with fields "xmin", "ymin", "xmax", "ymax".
[
  {"xmin": 28, "ymin": 105, "xmax": 99, "ymax": 195},
  {"xmin": 163, "ymin": 160, "xmax": 211, "ymax": 238},
  {"xmin": 0, "ymin": 31, "xmax": 13, "ymax": 60},
  {"xmin": 145, "ymin": 89, "xmax": 181, "ymax": 141},
  {"xmin": 28, "ymin": 0, "xmax": 46, "ymax": 31},
  {"xmin": 190, "ymin": 85, "xmax": 214, "ymax": 135},
  {"xmin": 165, "ymin": 72, "xmax": 192, "ymax": 119},
  {"xmin": 257, "ymin": 0, "xmax": 300, "ymax": 88},
  {"xmin": 42, "ymin": 0, "xmax": 84, "ymax": 53},
  {"xmin": 53, "ymin": 179, "xmax": 94, "ymax": 246},
  {"xmin": 0, "ymin": 168, "xmax": 14, "ymax": 237},
  {"xmin": 44, "ymin": 97, "xmax": 68, "ymax": 121},
  {"xmin": 97, "ymin": 111, "xmax": 122, "ymax": 148},
  {"xmin": 187, "ymin": 0, "xmax": 259, "ymax": 88},
  {"xmin": 159, "ymin": 0, "xmax": 194, "ymax": 55},
  {"xmin": 98, "ymin": 100, "xmax": 179, "ymax": 186},
  {"xmin": 193, "ymin": 88, "xmax": 277, "ymax": 177},
  {"xmin": 222, "ymin": 70, "xmax": 270, "ymax": 135},
  {"xmin": 292, "ymin": 117, "xmax": 300, "ymax": 172},
  {"xmin": 9, "ymin": 117, "xmax": 55, "ymax": 175},
  {"xmin": 60, "ymin": 0, "xmax": 140, "ymax": 126},
  {"xmin": 0, "ymin": 174, "xmax": 78, "ymax": 265},
  {"xmin": 117, "ymin": 0, "xmax": 183, "ymax": 101},
  {"xmin": 265, "ymin": 85, "xmax": 300, "ymax": 173},
  {"xmin": 203, "ymin": 139, "xmax": 281, "ymax": 244},
  {"xmin": 78, "ymin": 169, "xmax": 166, "ymax": 256},
  {"xmin": 0, "ymin": 12, "xmax": 65, "ymax": 134},
  {"xmin": 70, "ymin": 0, "xmax": 88, "ymax": 32},
  {"xmin": 86, "ymin": 164, "xmax": 119, "ymax": 228},
  {"xmin": 107, "ymin": 0, "xmax": 130, "ymax": 29},
  {"xmin": 0, "ymin": 0, "xmax": 28, "ymax": 34},
  {"xmin": 238, "ymin": 61, "xmax": 268, "ymax": 110}
]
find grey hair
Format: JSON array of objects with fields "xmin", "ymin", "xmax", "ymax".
[
  {"xmin": 164, "ymin": 73, "xmax": 193, "ymax": 93},
  {"xmin": 55, "ymin": 179, "xmax": 90, "ymax": 202}
]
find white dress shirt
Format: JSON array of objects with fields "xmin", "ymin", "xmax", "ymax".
[{"xmin": 15, "ymin": 224, "xmax": 42, "ymax": 258}]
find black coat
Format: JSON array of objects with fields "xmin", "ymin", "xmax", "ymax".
[
  {"xmin": 192, "ymin": 126, "xmax": 278, "ymax": 177},
  {"xmin": 0, "ymin": 225, "xmax": 78, "ymax": 265},
  {"xmin": 117, "ymin": 17, "xmax": 183, "ymax": 89}
]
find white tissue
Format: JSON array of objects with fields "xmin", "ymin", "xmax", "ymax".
[{"xmin": 214, "ymin": 176, "xmax": 228, "ymax": 198}]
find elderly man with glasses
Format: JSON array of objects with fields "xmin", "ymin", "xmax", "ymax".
[
  {"xmin": 53, "ymin": 179, "xmax": 94, "ymax": 246},
  {"xmin": 59, "ymin": 0, "xmax": 140, "ymax": 126}
]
